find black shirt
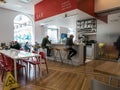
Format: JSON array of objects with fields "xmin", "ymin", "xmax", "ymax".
[
  {"xmin": 41, "ymin": 37, "xmax": 50, "ymax": 48},
  {"xmin": 66, "ymin": 37, "xmax": 74, "ymax": 47}
]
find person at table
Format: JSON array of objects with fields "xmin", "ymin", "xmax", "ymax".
[
  {"xmin": 41, "ymin": 35, "xmax": 52, "ymax": 56},
  {"xmin": 66, "ymin": 34, "xmax": 77, "ymax": 60},
  {"xmin": 9, "ymin": 41, "xmax": 15, "ymax": 48},
  {"xmin": 14, "ymin": 41, "xmax": 21, "ymax": 50},
  {"xmin": 24, "ymin": 42, "xmax": 31, "ymax": 52},
  {"xmin": 33, "ymin": 41, "xmax": 39, "ymax": 52}
]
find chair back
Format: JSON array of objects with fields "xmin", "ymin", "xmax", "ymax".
[
  {"xmin": 0, "ymin": 53, "xmax": 7, "ymax": 67},
  {"xmin": 91, "ymin": 79, "xmax": 120, "ymax": 90},
  {"xmin": 39, "ymin": 52, "xmax": 46, "ymax": 59},
  {"xmin": 3, "ymin": 55, "xmax": 14, "ymax": 66}
]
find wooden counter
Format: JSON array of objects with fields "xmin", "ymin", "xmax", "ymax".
[{"xmin": 94, "ymin": 61, "xmax": 120, "ymax": 77}]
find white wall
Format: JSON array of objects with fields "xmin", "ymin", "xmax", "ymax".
[
  {"xmin": 35, "ymin": 22, "xmax": 70, "ymax": 44},
  {"xmin": 35, "ymin": 21, "xmax": 47, "ymax": 43},
  {"xmin": 95, "ymin": 0, "xmax": 120, "ymax": 12},
  {"xmin": 0, "ymin": 8, "xmax": 34, "ymax": 45},
  {"xmin": 97, "ymin": 19, "xmax": 120, "ymax": 45},
  {"xmin": 0, "ymin": 8, "xmax": 17, "ymax": 44}
]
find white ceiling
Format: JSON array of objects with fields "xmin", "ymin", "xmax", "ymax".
[
  {"xmin": 0, "ymin": 0, "xmax": 119, "ymax": 27},
  {"xmin": 38, "ymin": 9, "xmax": 94, "ymax": 29},
  {"xmin": 0, "ymin": 0, "xmax": 43, "ymax": 15}
]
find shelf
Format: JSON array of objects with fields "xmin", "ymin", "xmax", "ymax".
[
  {"xmin": 84, "ymin": 33, "xmax": 96, "ymax": 35},
  {"xmin": 77, "ymin": 18, "xmax": 97, "ymax": 33}
]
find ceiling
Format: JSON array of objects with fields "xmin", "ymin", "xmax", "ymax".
[
  {"xmin": 0, "ymin": 0, "xmax": 119, "ymax": 27},
  {"xmin": 0, "ymin": 0, "xmax": 43, "ymax": 15},
  {"xmin": 38, "ymin": 9, "xmax": 94, "ymax": 29}
]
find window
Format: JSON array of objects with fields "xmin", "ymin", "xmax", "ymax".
[
  {"xmin": 14, "ymin": 14, "xmax": 34, "ymax": 44},
  {"xmin": 47, "ymin": 25, "xmax": 58, "ymax": 43}
]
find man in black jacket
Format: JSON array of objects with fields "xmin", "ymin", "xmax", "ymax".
[
  {"xmin": 66, "ymin": 34, "xmax": 77, "ymax": 60},
  {"xmin": 41, "ymin": 35, "xmax": 51, "ymax": 56}
]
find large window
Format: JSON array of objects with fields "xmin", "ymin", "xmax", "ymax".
[
  {"xmin": 47, "ymin": 25, "xmax": 58, "ymax": 43},
  {"xmin": 14, "ymin": 15, "xmax": 34, "ymax": 44}
]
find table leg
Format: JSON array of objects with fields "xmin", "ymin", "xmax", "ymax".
[
  {"xmin": 39, "ymin": 56, "xmax": 42, "ymax": 77},
  {"xmin": 14, "ymin": 59, "xmax": 17, "ymax": 81}
]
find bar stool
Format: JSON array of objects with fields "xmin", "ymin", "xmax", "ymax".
[
  {"xmin": 53, "ymin": 48, "xmax": 63, "ymax": 63},
  {"xmin": 63, "ymin": 48, "xmax": 73, "ymax": 64},
  {"xmin": 63, "ymin": 48, "xmax": 69, "ymax": 60}
]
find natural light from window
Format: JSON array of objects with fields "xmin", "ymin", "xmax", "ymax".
[{"xmin": 14, "ymin": 14, "xmax": 33, "ymax": 44}]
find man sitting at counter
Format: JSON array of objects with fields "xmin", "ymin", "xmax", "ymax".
[
  {"xmin": 41, "ymin": 35, "xmax": 52, "ymax": 56},
  {"xmin": 66, "ymin": 34, "xmax": 77, "ymax": 60}
]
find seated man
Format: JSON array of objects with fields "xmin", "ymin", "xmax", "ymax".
[
  {"xmin": 66, "ymin": 34, "xmax": 77, "ymax": 60},
  {"xmin": 41, "ymin": 35, "xmax": 52, "ymax": 56}
]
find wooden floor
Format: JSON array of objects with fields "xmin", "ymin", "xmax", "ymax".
[{"xmin": 0, "ymin": 59, "xmax": 118, "ymax": 90}]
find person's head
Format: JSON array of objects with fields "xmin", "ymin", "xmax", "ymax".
[
  {"xmin": 35, "ymin": 42, "xmax": 39, "ymax": 45},
  {"xmin": 14, "ymin": 41, "xmax": 18, "ymax": 44},
  {"xmin": 70, "ymin": 34, "xmax": 74, "ymax": 38},
  {"xmin": 46, "ymin": 35, "xmax": 49, "ymax": 39},
  {"xmin": 26, "ymin": 42, "xmax": 28, "ymax": 44}
]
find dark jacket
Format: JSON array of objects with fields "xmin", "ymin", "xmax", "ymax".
[
  {"xmin": 14, "ymin": 43, "xmax": 21, "ymax": 50},
  {"xmin": 41, "ymin": 37, "xmax": 50, "ymax": 48},
  {"xmin": 66, "ymin": 37, "xmax": 74, "ymax": 48}
]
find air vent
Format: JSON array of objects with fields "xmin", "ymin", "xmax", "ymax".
[{"xmin": 20, "ymin": 0, "xmax": 32, "ymax": 3}]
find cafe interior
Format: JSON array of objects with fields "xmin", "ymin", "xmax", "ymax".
[{"xmin": 0, "ymin": 0, "xmax": 120, "ymax": 90}]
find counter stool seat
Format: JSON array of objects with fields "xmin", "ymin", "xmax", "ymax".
[{"xmin": 53, "ymin": 48, "xmax": 63, "ymax": 63}]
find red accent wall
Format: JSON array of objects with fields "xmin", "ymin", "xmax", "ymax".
[
  {"xmin": 77, "ymin": 0, "xmax": 95, "ymax": 16},
  {"xmin": 35, "ymin": 0, "xmax": 77, "ymax": 21},
  {"xmin": 35, "ymin": 0, "xmax": 107, "ymax": 22}
]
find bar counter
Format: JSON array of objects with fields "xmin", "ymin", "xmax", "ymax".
[{"xmin": 47, "ymin": 43, "xmax": 85, "ymax": 66}]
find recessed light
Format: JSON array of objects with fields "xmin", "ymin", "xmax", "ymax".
[{"xmin": 20, "ymin": 0, "xmax": 32, "ymax": 3}]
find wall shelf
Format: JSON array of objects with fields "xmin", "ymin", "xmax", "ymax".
[
  {"xmin": 77, "ymin": 18, "xmax": 97, "ymax": 33},
  {"xmin": 77, "ymin": 18, "xmax": 97, "ymax": 42}
]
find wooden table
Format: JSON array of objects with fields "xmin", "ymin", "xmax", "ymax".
[
  {"xmin": 94, "ymin": 61, "xmax": 120, "ymax": 84},
  {"xmin": 0, "ymin": 49, "xmax": 40, "ymax": 81}
]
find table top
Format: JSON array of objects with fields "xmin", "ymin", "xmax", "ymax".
[
  {"xmin": 94, "ymin": 61, "xmax": 120, "ymax": 77},
  {"xmin": 0, "ymin": 49, "xmax": 39, "ymax": 59}
]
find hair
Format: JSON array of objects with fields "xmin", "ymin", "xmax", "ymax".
[{"xmin": 70, "ymin": 34, "xmax": 74, "ymax": 38}]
